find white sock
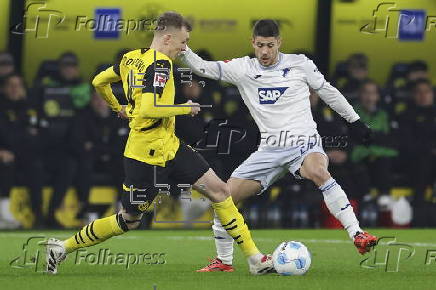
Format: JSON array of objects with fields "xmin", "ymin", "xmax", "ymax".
[
  {"xmin": 212, "ymin": 214, "xmax": 234, "ymax": 265},
  {"xmin": 319, "ymin": 178, "xmax": 362, "ymax": 239},
  {"xmin": 180, "ymin": 193, "xmax": 211, "ymax": 222}
]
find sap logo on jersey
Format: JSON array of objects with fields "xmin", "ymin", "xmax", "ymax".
[{"xmin": 258, "ymin": 87, "xmax": 288, "ymax": 104}]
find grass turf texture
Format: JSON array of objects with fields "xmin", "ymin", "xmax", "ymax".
[{"xmin": 0, "ymin": 229, "xmax": 435, "ymax": 290}]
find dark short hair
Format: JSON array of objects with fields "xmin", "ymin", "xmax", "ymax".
[
  {"xmin": 155, "ymin": 11, "xmax": 192, "ymax": 32},
  {"xmin": 59, "ymin": 51, "xmax": 79, "ymax": 66},
  {"xmin": 408, "ymin": 60, "xmax": 428, "ymax": 73},
  {"xmin": 348, "ymin": 53, "xmax": 368, "ymax": 69},
  {"xmin": 253, "ymin": 19, "xmax": 280, "ymax": 38}
]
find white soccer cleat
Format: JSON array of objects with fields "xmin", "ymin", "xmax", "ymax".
[
  {"xmin": 249, "ymin": 254, "xmax": 275, "ymax": 275},
  {"xmin": 46, "ymin": 238, "xmax": 66, "ymax": 274}
]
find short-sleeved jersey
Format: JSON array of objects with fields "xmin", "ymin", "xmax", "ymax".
[{"xmin": 116, "ymin": 48, "xmax": 180, "ymax": 166}]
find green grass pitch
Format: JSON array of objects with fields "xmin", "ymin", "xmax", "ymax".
[{"xmin": 1, "ymin": 229, "xmax": 435, "ymax": 290}]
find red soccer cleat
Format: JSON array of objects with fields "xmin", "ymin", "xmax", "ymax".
[
  {"xmin": 196, "ymin": 258, "xmax": 234, "ymax": 272},
  {"xmin": 353, "ymin": 231, "xmax": 378, "ymax": 254}
]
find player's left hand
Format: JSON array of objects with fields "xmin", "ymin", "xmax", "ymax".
[
  {"xmin": 117, "ymin": 105, "xmax": 128, "ymax": 119},
  {"xmin": 347, "ymin": 119, "xmax": 373, "ymax": 146}
]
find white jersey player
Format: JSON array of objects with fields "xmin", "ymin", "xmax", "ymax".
[{"xmin": 181, "ymin": 19, "xmax": 378, "ymax": 273}]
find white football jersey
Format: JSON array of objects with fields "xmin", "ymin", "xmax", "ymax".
[{"xmin": 181, "ymin": 48, "xmax": 359, "ymax": 149}]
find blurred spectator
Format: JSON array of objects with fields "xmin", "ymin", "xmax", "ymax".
[
  {"xmin": 35, "ymin": 51, "xmax": 91, "ymax": 227},
  {"xmin": 72, "ymin": 91, "xmax": 128, "ymax": 216},
  {"xmin": 334, "ymin": 53, "xmax": 369, "ymax": 100},
  {"xmin": 398, "ymin": 79, "xmax": 436, "ymax": 226},
  {"xmin": 406, "ymin": 61, "xmax": 429, "ymax": 82},
  {"xmin": 387, "ymin": 60, "xmax": 430, "ymax": 117},
  {"xmin": 0, "ymin": 74, "xmax": 44, "ymax": 228},
  {"xmin": 351, "ymin": 80, "xmax": 398, "ymax": 196},
  {"xmin": 0, "ymin": 52, "xmax": 15, "ymax": 82},
  {"xmin": 87, "ymin": 91, "xmax": 128, "ymax": 186}
]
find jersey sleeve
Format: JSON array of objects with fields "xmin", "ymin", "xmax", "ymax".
[
  {"xmin": 302, "ymin": 56, "xmax": 359, "ymax": 123},
  {"xmin": 142, "ymin": 59, "xmax": 171, "ymax": 97},
  {"xmin": 140, "ymin": 59, "xmax": 191, "ymax": 118},
  {"xmin": 92, "ymin": 66, "xmax": 122, "ymax": 112},
  {"xmin": 181, "ymin": 46, "xmax": 243, "ymax": 84},
  {"xmin": 302, "ymin": 56, "xmax": 325, "ymax": 90}
]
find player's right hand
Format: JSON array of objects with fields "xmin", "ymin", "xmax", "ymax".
[
  {"xmin": 187, "ymin": 100, "xmax": 201, "ymax": 117},
  {"xmin": 347, "ymin": 119, "xmax": 373, "ymax": 146}
]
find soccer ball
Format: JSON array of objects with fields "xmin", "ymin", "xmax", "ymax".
[{"xmin": 272, "ymin": 241, "xmax": 311, "ymax": 276}]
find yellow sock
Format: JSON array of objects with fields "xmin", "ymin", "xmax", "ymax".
[
  {"xmin": 63, "ymin": 214, "xmax": 126, "ymax": 254},
  {"xmin": 212, "ymin": 196, "xmax": 260, "ymax": 257}
]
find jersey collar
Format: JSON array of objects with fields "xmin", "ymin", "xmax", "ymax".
[{"xmin": 258, "ymin": 52, "xmax": 283, "ymax": 71}]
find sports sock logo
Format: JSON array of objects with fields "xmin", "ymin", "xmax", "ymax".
[{"xmin": 340, "ymin": 203, "xmax": 351, "ymax": 211}]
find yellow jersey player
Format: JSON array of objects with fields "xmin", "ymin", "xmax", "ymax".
[{"xmin": 46, "ymin": 11, "xmax": 273, "ymax": 275}]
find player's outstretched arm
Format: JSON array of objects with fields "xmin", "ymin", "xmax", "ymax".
[
  {"xmin": 92, "ymin": 66, "xmax": 122, "ymax": 113},
  {"xmin": 303, "ymin": 57, "xmax": 359, "ymax": 123},
  {"xmin": 139, "ymin": 92, "xmax": 196, "ymax": 118},
  {"xmin": 181, "ymin": 47, "xmax": 242, "ymax": 84},
  {"xmin": 139, "ymin": 59, "xmax": 198, "ymax": 118},
  {"xmin": 303, "ymin": 56, "xmax": 372, "ymax": 144}
]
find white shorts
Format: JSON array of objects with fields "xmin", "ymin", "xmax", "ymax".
[{"xmin": 230, "ymin": 141, "xmax": 326, "ymax": 193}]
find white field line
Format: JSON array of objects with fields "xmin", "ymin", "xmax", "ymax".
[
  {"xmin": 161, "ymin": 236, "xmax": 436, "ymax": 248},
  {"xmin": 1, "ymin": 233, "xmax": 435, "ymax": 248}
]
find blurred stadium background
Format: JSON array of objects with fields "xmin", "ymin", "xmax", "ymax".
[{"xmin": 0, "ymin": 0, "xmax": 435, "ymax": 230}]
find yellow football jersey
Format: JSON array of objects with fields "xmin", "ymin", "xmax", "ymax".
[{"xmin": 92, "ymin": 48, "xmax": 191, "ymax": 166}]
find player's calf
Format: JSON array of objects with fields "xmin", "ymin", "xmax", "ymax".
[
  {"xmin": 301, "ymin": 152, "xmax": 364, "ymax": 241},
  {"xmin": 194, "ymin": 169, "xmax": 231, "ymax": 203}
]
